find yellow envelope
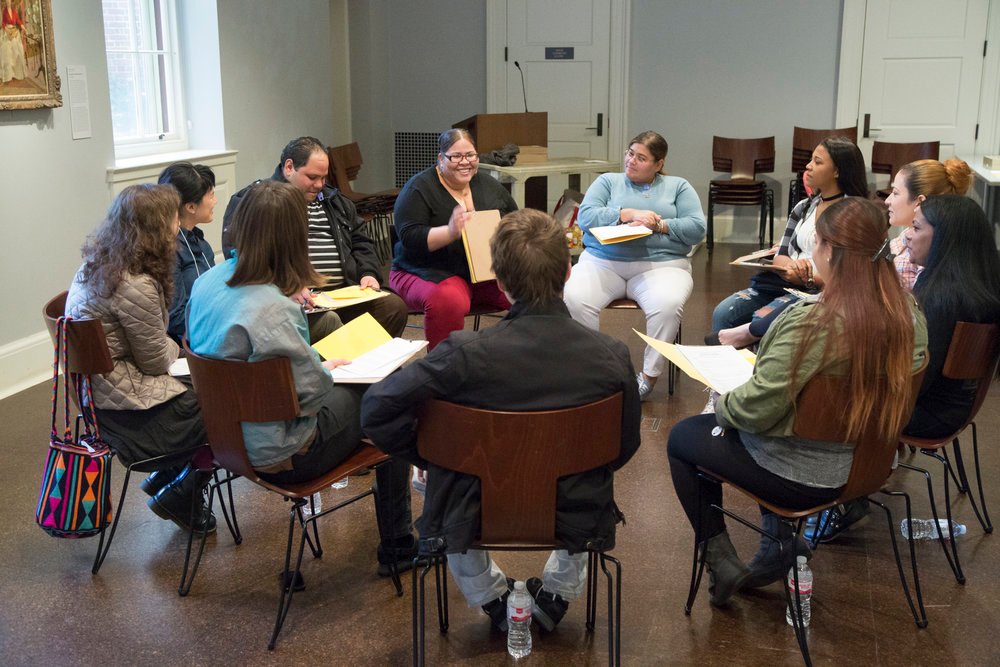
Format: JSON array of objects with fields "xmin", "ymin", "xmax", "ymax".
[{"xmin": 312, "ymin": 312, "xmax": 391, "ymax": 361}]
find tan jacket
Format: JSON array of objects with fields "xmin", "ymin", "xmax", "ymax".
[{"xmin": 65, "ymin": 268, "xmax": 186, "ymax": 410}]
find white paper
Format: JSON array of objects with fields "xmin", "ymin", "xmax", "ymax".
[
  {"xmin": 168, "ymin": 358, "xmax": 190, "ymax": 377},
  {"xmin": 590, "ymin": 225, "xmax": 652, "ymax": 244},
  {"xmin": 673, "ymin": 344, "xmax": 753, "ymax": 394},
  {"xmin": 67, "ymin": 66, "xmax": 92, "ymax": 140},
  {"xmin": 330, "ymin": 338, "xmax": 427, "ymax": 383}
]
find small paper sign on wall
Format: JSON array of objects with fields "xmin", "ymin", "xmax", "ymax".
[{"xmin": 67, "ymin": 66, "xmax": 91, "ymax": 140}]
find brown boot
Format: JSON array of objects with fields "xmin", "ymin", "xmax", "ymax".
[{"xmin": 704, "ymin": 531, "xmax": 750, "ymax": 606}]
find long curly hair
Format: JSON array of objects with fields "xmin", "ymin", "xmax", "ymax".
[
  {"xmin": 79, "ymin": 184, "xmax": 180, "ymax": 303},
  {"xmin": 789, "ymin": 197, "xmax": 916, "ymax": 443}
]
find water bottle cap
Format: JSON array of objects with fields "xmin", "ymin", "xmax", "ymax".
[
  {"xmin": 796, "ymin": 555, "xmax": 807, "ymax": 564},
  {"xmin": 514, "ymin": 580, "xmax": 526, "ymax": 591}
]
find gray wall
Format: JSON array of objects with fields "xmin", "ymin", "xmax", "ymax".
[
  {"xmin": 629, "ymin": 0, "xmax": 843, "ymax": 236},
  {"xmin": 0, "ymin": 1, "xmax": 115, "ymax": 345},
  {"xmin": 216, "ymin": 0, "xmax": 350, "ymax": 187}
]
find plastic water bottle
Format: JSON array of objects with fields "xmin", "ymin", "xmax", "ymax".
[
  {"xmin": 507, "ymin": 580, "xmax": 533, "ymax": 658},
  {"xmin": 332, "ymin": 477, "xmax": 349, "ymax": 490},
  {"xmin": 900, "ymin": 518, "xmax": 966, "ymax": 540},
  {"xmin": 302, "ymin": 492, "xmax": 322, "ymax": 516},
  {"xmin": 786, "ymin": 555, "xmax": 813, "ymax": 628}
]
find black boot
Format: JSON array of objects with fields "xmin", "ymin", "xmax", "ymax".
[
  {"xmin": 148, "ymin": 465, "xmax": 216, "ymax": 533},
  {"xmin": 139, "ymin": 465, "xmax": 185, "ymax": 497},
  {"xmin": 743, "ymin": 513, "xmax": 811, "ymax": 589},
  {"xmin": 703, "ymin": 531, "xmax": 750, "ymax": 606},
  {"xmin": 377, "ymin": 533, "xmax": 417, "ymax": 577}
]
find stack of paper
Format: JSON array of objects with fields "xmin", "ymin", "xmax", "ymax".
[
  {"xmin": 311, "ymin": 285, "xmax": 389, "ymax": 311},
  {"xmin": 730, "ymin": 247, "xmax": 778, "ymax": 268},
  {"xmin": 591, "ymin": 225, "xmax": 652, "ymax": 245},
  {"xmin": 312, "ymin": 312, "xmax": 427, "ymax": 383},
  {"xmin": 635, "ymin": 330, "xmax": 755, "ymax": 394}
]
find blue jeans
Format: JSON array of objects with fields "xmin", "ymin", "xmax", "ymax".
[{"xmin": 711, "ymin": 287, "xmax": 779, "ymax": 333}]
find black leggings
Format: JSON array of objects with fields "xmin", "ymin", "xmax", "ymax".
[{"xmin": 667, "ymin": 414, "xmax": 842, "ymax": 542}]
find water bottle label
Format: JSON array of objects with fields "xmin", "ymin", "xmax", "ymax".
[{"xmin": 788, "ymin": 581, "xmax": 813, "ymax": 596}]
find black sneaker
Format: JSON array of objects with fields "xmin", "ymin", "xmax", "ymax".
[
  {"xmin": 481, "ymin": 577, "xmax": 515, "ymax": 632},
  {"xmin": 803, "ymin": 500, "xmax": 870, "ymax": 543},
  {"xmin": 526, "ymin": 577, "xmax": 569, "ymax": 632},
  {"xmin": 377, "ymin": 534, "xmax": 418, "ymax": 577},
  {"xmin": 139, "ymin": 465, "xmax": 184, "ymax": 497}
]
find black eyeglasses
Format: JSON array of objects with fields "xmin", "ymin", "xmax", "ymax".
[{"xmin": 443, "ymin": 152, "xmax": 479, "ymax": 164}]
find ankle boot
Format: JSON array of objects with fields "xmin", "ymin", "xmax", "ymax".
[
  {"xmin": 148, "ymin": 465, "xmax": 216, "ymax": 533},
  {"xmin": 703, "ymin": 531, "xmax": 750, "ymax": 607},
  {"xmin": 139, "ymin": 464, "xmax": 185, "ymax": 497},
  {"xmin": 744, "ymin": 514, "xmax": 811, "ymax": 589}
]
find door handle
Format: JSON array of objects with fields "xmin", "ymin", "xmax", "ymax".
[
  {"xmin": 863, "ymin": 113, "xmax": 882, "ymax": 139},
  {"xmin": 585, "ymin": 113, "xmax": 604, "ymax": 137}
]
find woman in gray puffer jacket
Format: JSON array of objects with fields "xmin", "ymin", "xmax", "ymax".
[{"xmin": 65, "ymin": 184, "xmax": 215, "ymax": 533}]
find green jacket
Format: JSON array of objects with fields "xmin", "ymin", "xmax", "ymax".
[{"xmin": 717, "ymin": 299, "xmax": 928, "ymax": 437}]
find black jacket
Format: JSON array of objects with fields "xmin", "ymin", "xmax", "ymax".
[
  {"xmin": 221, "ymin": 165, "xmax": 384, "ymax": 284},
  {"xmin": 361, "ymin": 300, "xmax": 642, "ymax": 554}
]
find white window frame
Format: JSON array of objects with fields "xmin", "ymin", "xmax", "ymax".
[{"xmin": 103, "ymin": 0, "xmax": 188, "ymax": 159}]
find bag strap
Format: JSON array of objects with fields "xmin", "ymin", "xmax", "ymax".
[{"xmin": 50, "ymin": 317, "xmax": 73, "ymax": 443}]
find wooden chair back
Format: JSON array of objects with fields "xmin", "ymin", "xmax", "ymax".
[
  {"xmin": 791, "ymin": 126, "xmax": 859, "ymax": 173},
  {"xmin": 870, "ymin": 141, "xmax": 940, "ymax": 178},
  {"xmin": 327, "ymin": 142, "xmax": 364, "ymax": 196},
  {"xmin": 183, "ymin": 345, "xmax": 300, "ymax": 482},
  {"xmin": 792, "ymin": 355, "xmax": 928, "ymax": 504},
  {"xmin": 712, "ymin": 136, "xmax": 775, "ymax": 180},
  {"xmin": 941, "ymin": 322, "xmax": 1000, "ymax": 431},
  {"xmin": 416, "ymin": 392, "xmax": 623, "ymax": 545},
  {"xmin": 42, "ymin": 291, "xmax": 114, "ymax": 377}
]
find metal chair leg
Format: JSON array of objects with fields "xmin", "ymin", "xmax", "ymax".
[
  {"xmin": 435, "ymin": 557, "xmax": 449, "ymax": 633},
  {"xmin": 586, "ymin": 550, "xmax": 598, "ymax": 630},
  {"xmin": 269, "ymin": 500, "xmax": 310, "ymax": 650},
  {"xmin": 599, "ymin": 553, "xmax": 622, "ymax": 667},
  {"xmin": 873, "ymin": 492, "xmax": 928, "ymax": 627},
  {"xmin": 92, "ymin": 462, "xmax": 131, "ymax": 575},
  {"xmin": 178, "ymin": 473, "xmax": 214, "ymax": 596},
  {"xmin": 898, "ymin": 461, "xmax": 965, "ymax": 583},
  {"xmin": 412, "ymin": 556, "xmax": 436, "ymax": 666},
  {"xmin": 968, "ymin": 423, "xmax": 993, "ymax": 533},
  {"xmin": 951, "ymin": 437, "xmax": 991, "ymax": 532}
]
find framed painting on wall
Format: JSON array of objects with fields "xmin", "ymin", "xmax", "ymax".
[{"xmin": 0, "ymin": 0, "xmax": 60, "ymax": 111}]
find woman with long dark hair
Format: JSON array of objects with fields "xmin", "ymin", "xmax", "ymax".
[
  {"xmin": 710, "ymin": 137, "xmax": 869, "ymax": 338},
  {"xmin": 668, "ymin": 197, "xmax": 927, "ymax": 606},
  {"xmin": 905, "ymin": 195, "xmax": 1000, "ymax": 437},
  {"xmin": 65, "ymin": 184, "xmax": 214, "ymax": 532}
]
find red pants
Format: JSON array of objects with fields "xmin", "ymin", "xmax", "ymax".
[{"xmin": 390, "ymin": 270, "xmax": 510, "ymax": 350}]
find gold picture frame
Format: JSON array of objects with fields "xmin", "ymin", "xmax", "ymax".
[{"xmin": 0, "ymin": 0, "xmax": 61, "ymax": 111}]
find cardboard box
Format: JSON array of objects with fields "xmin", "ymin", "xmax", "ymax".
[
  {"xmin": 983, "ymin": 155, "xmax": 1000, "ymax": 170},
  {"xmin": 517, "ymin": 145, "xmax": 549, "ymax": 164}
]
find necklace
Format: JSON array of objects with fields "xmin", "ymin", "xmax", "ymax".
[{"xmin": 820, "ymin": 192, "xmax": 845, "ymax": 202}]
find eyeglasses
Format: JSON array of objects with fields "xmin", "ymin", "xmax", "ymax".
[
  {"xmin": 624, "ymin": 148, "xmax": 651, "ymax": 165},
  {"xmin": 444, "ymin": 152, "xmax": 479, "ymax": 164}
]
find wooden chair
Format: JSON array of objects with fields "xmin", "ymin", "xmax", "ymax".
[
  {"xmin": 897, "ymin": 322, "xmax": 1000, "ymax": 584},
  {"xmin": 327, "ymin": 141, "xmax": 400, "ymax": 262},
  {"xmin": 871, "ymin": 141, "xmax": 940, "ymax": 200},
  {"xmin": 42, "ymin": 292, "xmax": 207, "ymax": 577},
  {"xmin": 605, "ymin": 298, "xmax": 681, "ymax": 395},
  {"xmin": 788, "ymin": 126, "xmax": 859, "ymax": 214},
  {"xmin": 708, "ymin": 136, "xmax": 775, "ymax": 251},
  {"xmin": 412, "ymin": 393, "xmax": 625, "ymax": 666},
  {"xmin": 182, "ymin": 345, "xmax": 403, "ymax": 650},
  {"xmin": 685, "ymin": 358, "xmax": 929, "ymax": 666}
]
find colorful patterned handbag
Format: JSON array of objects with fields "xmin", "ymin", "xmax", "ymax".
[{"xmin": 35, "ymin": 316, "xmax": 113, "ymax": 538}]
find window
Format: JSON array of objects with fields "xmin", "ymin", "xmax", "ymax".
[{"xmin": 102, "ymin": 0, "xmax": 186, "ymax": 157}]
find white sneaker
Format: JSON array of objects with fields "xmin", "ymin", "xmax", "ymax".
[
  {"xmin": 636, "ymin": 373, "xmax": 654, "ymax": 401},
  {"xmin": 701, "ymin": 389, "xmax": 719, "ymax": 415}
]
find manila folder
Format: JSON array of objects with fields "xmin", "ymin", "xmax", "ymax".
[{"xmin": 461, "ymin": 209, "xmax": 503, "ymax": 283}]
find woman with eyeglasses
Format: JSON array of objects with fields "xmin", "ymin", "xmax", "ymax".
[
  {"xmin": 564, "ymin": 131, "xmax": 706, "ymax": 401},
  {"xmin": 391, "ymin": 129, "xmax": 518, "ymax": 350},
  {"xmin": 157, "ymin": 162, "xmax": 218, "ymax": 343}
]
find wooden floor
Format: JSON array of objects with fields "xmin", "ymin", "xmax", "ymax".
[{"xmin": 2, "ymin": 244, "xmax": 998, "ymax": 666}]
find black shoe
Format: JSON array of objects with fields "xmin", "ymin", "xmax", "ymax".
[
  {"xmin": 526, "ymin": 577, "xmax": 569, "ymax": 632},
  {"xmin": 803, "ymin": 500, "xmax": 870, "ymax": 544},
  {"xmin": 147, "ymin": 465, "xmax": 216, "ymax": 533},
  {"xmin": 481, "ymin": 577, "xmax": 515, "ymax": 632},
  {"xmin": 377, "ymin": 534, "xmax": 418, "ymax": 577},
  {"xmin": 139, "ymin": 465, "xmax": 184, "ymax": 497},
  {"xmin": 743, "ymin": 514, "xmax": 811, "ymax": 589},
  {"xmin": 279, "ymin": 569, "xmax": 306, "ymax": 593}
]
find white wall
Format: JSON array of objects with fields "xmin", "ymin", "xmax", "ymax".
[{"xmin": 0, "ymin": 0, "xmax": 116, "ymax": 396}]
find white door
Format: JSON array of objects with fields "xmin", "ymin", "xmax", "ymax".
[
  {"xmin": 857, "ymin": 0, "xmax": 988, "ymax": 163},
  {"xmin": 494, "ymin": 0, "xmax": 620, "ymax": 207}
]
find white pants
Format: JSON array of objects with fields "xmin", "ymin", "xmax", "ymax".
[
  {"xmin": 447, "ymin": 549, "xmax": 589, "ymax": 607},
  {"xmin": 564, "ymin": 252, "xmax": 692, "ymax": 377}
]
